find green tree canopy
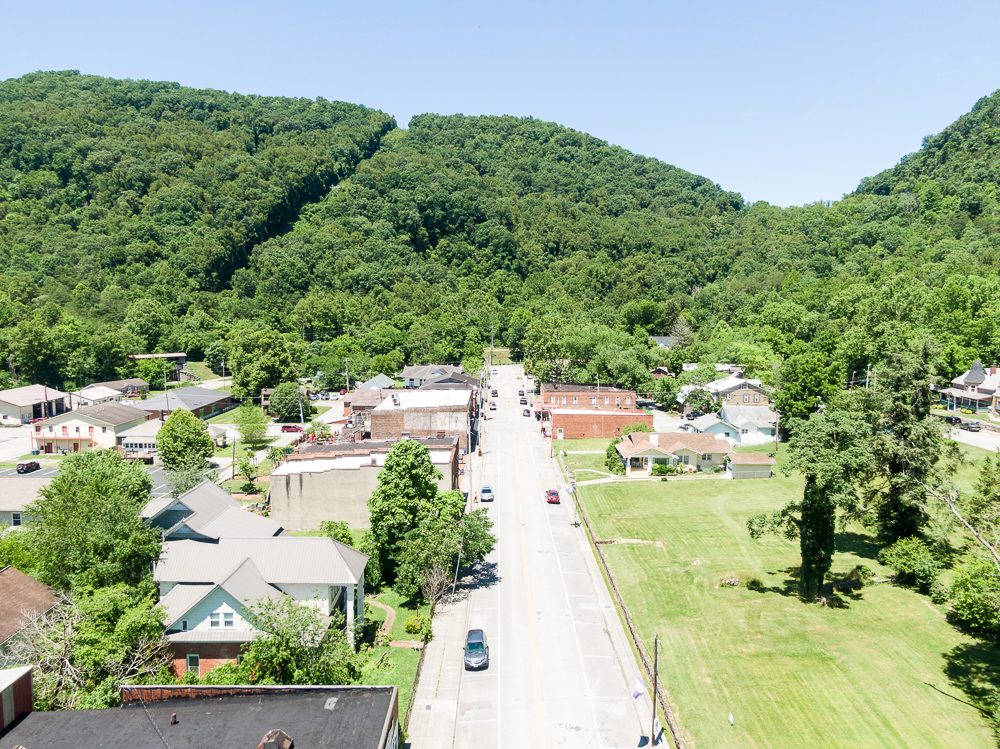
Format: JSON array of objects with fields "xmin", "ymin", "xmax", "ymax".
[{"xmin": 157, "ymin": 408, "xmax": 214, "ymax": 469}]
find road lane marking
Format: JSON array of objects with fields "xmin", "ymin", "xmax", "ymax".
[
  {"xmin": 526, "ymin": 436, "xmax": 605, "ymax": 749},
  {"xmin": 512, "ymin": 431, "xmax": 547, "ymax": 748}
]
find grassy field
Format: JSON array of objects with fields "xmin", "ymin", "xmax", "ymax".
[
  {"xmin": 205, "ymin": 408, "xmax": 255, "ymax": 425},
  {"xmin": 185, "ymin": 361, "xmax": 216, "ymax": 380},
  {"xmin": 558, "ymin": 437, "xmax": 615, "ymax": 452},
  {"xmin": 562, "ymin": 451, "xmax": 612, "ymax": 478},
  {"xmin": 578, "ymin": 444, "xmax": 1000, "ymax": 748},
  {"xmin": 212, "ymin": 437, "xmax": 277, "ymax": 460},
  {"xmin": 357, "ymin": 646, "xmax": 422, "ymax": 721}
]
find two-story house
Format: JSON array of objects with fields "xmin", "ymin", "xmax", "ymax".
[
  {"xmin": 32, "ymin": 402, "xmax": 153, "ymax": 454},
  {"xmin": 940, "ymin": 360, "xmax": 1000, "ymax": 414},
  {"xmin": 679, "ymin": 372, "xmax": 769, "ymax": 414}
]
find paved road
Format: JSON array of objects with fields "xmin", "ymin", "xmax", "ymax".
[{"xmin": 408, "ymin": 364, "xmax": 653, "ymax": 748}]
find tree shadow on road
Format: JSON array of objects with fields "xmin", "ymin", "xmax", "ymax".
[{"xmin": 447, "ymin": 561, "xmax": 501, "ymax": 603}]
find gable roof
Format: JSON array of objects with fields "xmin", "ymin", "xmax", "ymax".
[
  {"xmin": 358, "ymin": 373, "xmax": 395, "ymax": 390},
  {"xmin": 616, "ymin": 431, "xmax": 730, "ymax": 458},
  {"xmin": 140, "ymin": 386, "xmax": 232, "ymax": 412},
  {"xmin": 345, "ymin": 389, "xmax": 388, "ymax": 409},
  {"xmin": 0, "ymin": 384, "xmax": 69, "ymax": 408},
  {"xmin": 71, "ymin": 385, "xmax": 122, "ymax": 400},
  {"xmin": 0, "ymin": 566, "xmax": 59, "ymax": 645},
  {"xmin": 142, "ymin": 480, "xmax": 240, "ymax": 521},
  {"xmin": 400, "ymin": 364, "xmax": 464, "ymax": 380},
  {"xmin": 0, "ymin": 476, "xmax": 54, "ymax": 512},
  {"xmin": 74, "ymin": 402, "xmax": 152, "ymax": 426},
  {"xmin": 719, "ymin": 405, "xmax": 777, "ymax": 429},
  {"xmin": 419, "ymin": 372, "xmax": 481, "ymax": 389},
  {"xmin": 726, "ymin": 452, "xmax": 777, "ymax": 465},
  {"xmin": 155, "ymin": 537, "xmax": 368, "ymax": 586},
  {"xmin": 159, "ymin": 558, "xmax": 284, "ymax": 628},
  {"xmin": 689, "ymin": 414, "xmax": 724, "ymax": 431},
  {"xmin": 143, "ymin": 481, "xmax": 284, "ymax": 540},
  {"xmin": 88, "ymin": 378, "xmax": 149, "ymax": 391}
]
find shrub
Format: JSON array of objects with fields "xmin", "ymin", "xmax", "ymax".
[
  {"xmin": 877, "ymin": 537, "xmax": 940, "ymax": 592},
  {"xmin": 404, "ymin": 614, "xmax": 426, "ymax": 635},
  {"xmin": 605, "ymin": 438, "xmax": 625, "ymax": 475},
  {"xmin": 929, "ymin": 580, "xmax": 950, "ymax": 605},
  {"xmin": 948, "ymin": 557, "xmax": 1000, "ymax": 639},
  {"xmin": 665, "ymin": 465, "xmax": 676, "ymax": 475},
  {"xmin": 651, "ymin": 464, "xmax": 668, "ymax": 476},
  {"xmin": 846, "ymin": 564, "xmax": 873, "ymax": 587}
]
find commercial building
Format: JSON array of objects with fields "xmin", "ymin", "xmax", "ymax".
[
  {"xmin": 270, "ymin": 437, "xmax": 460, "ymax": 530},
  {"xmin": 549, "ymin": 408, "xmax": 654, "ymax": 440},
  {"xmin": 31, "ymin": 402, "xmax": 153, "ymax": 454},
  {"xmin": 136, "ymin": 386, "xmax": 234, "ymax": 420},
  {"xmin": 369, "ymin": 389, "xmax": 476, "ymax": 449},
  {"xmin": 539, "ymin": 382, "xmax": 640, "ymax": 410},
  {"xmin": 0, "ymin": 384, "xmax": 70, "ymax": 424},
  {"xmin": 0, "ymin": 677, "xmax": 400, "ymax": 749}
]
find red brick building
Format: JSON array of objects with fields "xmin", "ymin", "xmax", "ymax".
[
  {"xmin": 540, "ymin": 382, "xmax": 640, "ymax": 410},
  {"xmin": 549, "ymin": 408, "xmax": 654, "ymax": 439}
]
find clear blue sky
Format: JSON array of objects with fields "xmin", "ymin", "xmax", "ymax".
[{"xmin": 4, "ymin": 0, "xmax": 1000, "ymax": 206}]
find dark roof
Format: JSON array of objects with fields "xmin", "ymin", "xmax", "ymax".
[
  {"xmin": 0, "ymin": 566, "xmax": 59, "ymax": 644},
  {"xmin": 73, "ymin": 402, "xmax": 152, "ymax": 426},
  {"xmin": 540, "ymin": 382, "xmax": 631, "ymax": 393},
  {"xmin": 141, "ymin": 386, "xmax": 232, "ymax": 412},
  {"xmin": 0, "ymin": 685, "xmax": 397, "ymax": 749},
  {"xmin": 964, "ymin": 360, "xmax": 986, "ymax": 385},
  {"xmin": 88, "ymin": 378, "xmax": 149, "ymax": 391}
]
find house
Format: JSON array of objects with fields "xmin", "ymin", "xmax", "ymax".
[
  {"xmin": 400, "ymin": 364, "xmax": 464, "ymax": 388},
  {"xmin": 650, "ymin": 336, "xmax": 679, "ymax": 348},
  {"xmin": 32, "ymin": 402, "xmax": 153, "ymax": 454},
  {"xmin": 419, "ymin": 372, "xmax": 481, "ymax": 390},
  {"xmin": 118, "ymin": 419, "xmax": 227, "ymax": 462},
  {"xmin": 358, "ymin": 373, "xmax": 395, "ymax": 390},
  {"xmin": 540, "ymin": 382, "xmax": 640, "ymax": 410},
  {"xmin": 369, "ymin": 389, "xmax": 476, "ymax": 449},
  {"xmin": 270, "ymin": 437, "xmax": 460, "ymax": 530},
  {"xmin": 141, "ymin": 481, "xmax": 286, "ymax": 541},
  {"xmin": 651, "ymin": 366, "xmax": 674, "ymax": 379},
  {"xmin": 137, "ymin": 386, "xmax": 234, "ymax": 420},
  {"xmin": 0, "ymin": 676, "xmax": 399, "ymax": 749},
  {"xmin": 614, "ymin": 432, "xmax": 731, "ymax": 476},
  {"xmin": 0, "ymin": 384, "xmax": 70, "ymax": 424},
  {"xmin": 678, "ymin": 372, "xmax": 769, "ymax": 414},
  {"xmin": 0, "ymin": 476, "xmax": 52, "ymax": 529},
  {"xmin": 67, "ymin": 385, "xmax": 123, "ymax": 409},
  {"xmin": 0, "ymin": 566, "xmax": 58, "ymax": 648},
  {"xmin": 718, "ymin": 405, "xmax": 778, "ymax": 445},
  {"xmin": 549, "ymin": 408, "xmax": 654, "ymax": 439},
  {"xmin": 154, "ymin": 537, "xmax": 368, "ymax": 675},
  {"xmin": 88, "ymin": 377, "xmax": 149, "ymax": 396},
  {"xmin": 726, "ymin": 452, "xmax": 777, "ymax": 479},
  {"xmin": 344, "ymin": 388, "xmax": 388, "ymax": 417},
  {"xmin": 940, "ymin": 360, "xmax": 1000, "ymax": 414},
  {"xmin": 128, "ymin": 352, "xmax": 188, "ymax": 368},
  {"xmin": 260, "ymin": 388, "xmax": 275, "ymax": 411}
]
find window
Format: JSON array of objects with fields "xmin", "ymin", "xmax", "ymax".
[
  {"xmin": 741, "ymin": 428, "xmax": 749, "ymax": 434},
  {"xmin": 681, "ymin": 455, "xmax": 690, "ymax": 465},
  {"xmin": 210, "ymin": 613, "xmax": 220, "ymax": 628},
  {"xmin": 615, "ymin": 396, "xmax": 620, "ymax": 406},
  {"xmin": 75, "ymin": 426, "xmax": 80, "ymax": 434},
  {"xmin": 625, "ymin": 397, "xmax": 631, "ymax": 405},
  {"xmin": 604, "ymin": 396, "xmax": 609, "ymax": 405},
  {"xmin": 11, "ymin": 513, "xmax": 21, "ymax": 527},
  {"xmin": 743, "ymin": 395, "xmax": 749, "ymax": 402},
  {"xmin": 561, "ymin": 396, "xmax": 566, "ymax": 404},
  {"xmin": 742, "ymin": 382, "xmax": 748, "ymax": 389},
  {"xmin": 591, "ymin": 397, "xmax": 597, "ymax": 405},
  {"xmin": 754, "ymin": 394, "xmax": 760, "ymax": 403},
  {"xmin": 102, "ymin": 426, "xmax": 107, "ymax": 433},
  {"xmin": 550, "ymin": 396, "xmax": 556, "ymax": 404},
  {"xmin": 224, "ymin": 612, "xmax": 234, "ymax": 628},
  {"xmin": 181, "ymin": 620, "xmax": 188, "ymax": 631},
  {"xmin": 573, "ymin": 396, "xmax": 578, "ymax": 405},
  {"xmin": 703, "ymin": 454, "xmax": 712, "ymax": 462},
  {"xmin": 186, "ymin": 654, "xmax": 200, "ymax": 677}
]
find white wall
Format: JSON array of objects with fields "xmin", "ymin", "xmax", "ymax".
[{"xmin": 179, "ymin": 590, "xmax": 254, "ymax": 632}]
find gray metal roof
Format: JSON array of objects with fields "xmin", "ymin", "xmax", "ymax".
[
  {"xmin": 159, "ymin": 557, "xmax": 286, "ymax": 628},
  {"xmin": 140, "ymin": 386, "xmax": 232, "ymax": 413},
  {"xmin": 142, "ymin": 480, "xmax": 239, "ymax": 522},
  {"xmin": 155, "ymin": 537, "xmax": 368, "ymax": 586},
  {"xmin": 358, "ymin": 373, "xmax": 394, "ymax": 390},
  {"xmin": 0, "ymin": 476, "xmax": 53, "ymax": 512},
  {"xmin": 72, "ymin": 402, "xmax": 152, "ymax": 426}
]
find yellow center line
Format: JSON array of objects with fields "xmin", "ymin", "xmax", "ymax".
[{"xmin": 512, "ymin": 431, "xmax": 547, "ymax": 747}]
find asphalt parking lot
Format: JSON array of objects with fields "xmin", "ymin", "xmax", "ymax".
[{"xmin": 0, "ymin": 463, "xmax": 174, "ymax": 497}]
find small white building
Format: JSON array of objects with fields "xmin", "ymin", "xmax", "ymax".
[
  {"xmin": 726, "ymin": 452, "xmax": 777, "ymax": 479},
  {"xmin": 68, "ymin": 385, "xmax": 123, "ymax": 409},
  {"xmin": 0, "ymin": 384, "xmax": 70, "ymax": 424}
]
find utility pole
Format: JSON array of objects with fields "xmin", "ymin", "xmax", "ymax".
[
  {"xmin": 597, "ymin": 374, "xmax": 600, "ymax": 408},
  {"xmin": 489, "ymin": 326, "xmax": 495, "ymax": 381},
  {"xmin": 774, "ymin": 410, "xmax": 779, "ymax": 449},
  {"xmin": 344, "ymin": 358, "xmax": 351, "ymax": 393},
  {"xmin": 865, "ymin": 364, "xmax": 870, "ymax": 390},
  {"xmin": 297, "ymin": 389, "xmax": 305, "ymax": 425},
  {"xmin": 221, "ymin": 358, "xmax": 226, "ymax": 387},
  {"xmin": 651, "ymin": 634, "xmax": 659, "ymax": 745}
]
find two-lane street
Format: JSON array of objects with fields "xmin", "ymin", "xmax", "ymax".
[{"xmin": 409, "ymin": 364, "xmax": 652, "ymax": 748}]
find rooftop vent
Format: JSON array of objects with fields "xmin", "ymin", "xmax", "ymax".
[{"xmin": 258, "ymin": 729, "xmax": 294, "ymax": 749}]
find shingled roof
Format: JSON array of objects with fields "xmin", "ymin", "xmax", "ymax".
[{"xmin": 0, "ymin": 566, "xmax": 58, "ymax": 645}]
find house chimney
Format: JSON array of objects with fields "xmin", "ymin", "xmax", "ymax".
[{"xmin": 258, "ymin": 729, "xmax": 294, "ymax": 749}]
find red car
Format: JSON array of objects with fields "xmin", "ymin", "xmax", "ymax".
[
  {"xmin": 281, "ymin": 424, "xmax": 304, "ymax": 433},
  {"xmin": 545, "ymin": 489, "xmax": 560, "ymax": 504}
]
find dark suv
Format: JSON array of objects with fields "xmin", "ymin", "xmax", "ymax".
[
  {"xmin": 463, "ymin": 629, "xmax": 489, "ymax": 670},
  {"xmin": 16, "ymin": 460, "xmax": 40, "ymax": 474},
  {"xmin": 944, "ymin": 416, "xmax": 962, "ymax": 426}
]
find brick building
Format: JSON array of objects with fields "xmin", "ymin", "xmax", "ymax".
[
  {"xmin": 539, "ymin": 382, "xmax": 640, "ymax": 411},
  {"xmin": 549, "ymin": 408, "xmax": 653, "ymax": 439},
  {"xmin": 369, "ymin": 389, "xmax": 477, "ymax": 449}
]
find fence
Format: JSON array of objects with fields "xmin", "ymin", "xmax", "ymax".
[{"xmin": 572, "ymin": 489, "xmax": 689, "ymax": 749}]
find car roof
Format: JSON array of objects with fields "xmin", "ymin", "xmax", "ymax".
[
  {"xmin": 482, "ymin": 485, "xmax": 492, "ymax": 491},
  {"xmin": 466, "ymin": 629, "xmax": 485, "ymax": 642}
]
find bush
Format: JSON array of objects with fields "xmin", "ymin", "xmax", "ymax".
[
  {"xmin": 404, "ymin": 614, "xmax": 426, "ymax": 635},
  {"xmin": 846, "ymin": 564, "xmax": 873, "ymax": 587},
  {"xmin": 605, "ymin": 438, "xmax": 625, "ymax": 475},
  {"xmin": 877, "ymin": 537, "xmax": 940, "ymax": 592},
  {"xmin": 929, "ymin": 580, "xmax": 950, "ymax": 605},
  {"xmin": 651, "ymin": 464, "xmax": 668, "ymax": 476},
  {"xmin": 948, "ymin": 557, "xmax": 1000, "ymax": 638},
  {"xmin": 319, "ymin": 520, "xmax": 354, "ymax": 547}
]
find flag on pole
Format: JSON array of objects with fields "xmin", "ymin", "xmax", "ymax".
[{"xmin": 632, "ymin": 674, "xmax": 646, "ymax": 699}]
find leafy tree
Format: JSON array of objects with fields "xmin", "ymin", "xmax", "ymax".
[
  {"xmin": 228, "ymin": 329, "xmax": 296, "ymax": 398},
  {"xmin": 165, "ymin": 458, "xmax": 215, "ymax": 497},
  {"xmin": 319, "ymin": 520, "xmax": 355, "ymax": 547},
  {"xmin": 157, "ymin": 408, "xmax": 214, "ymax": 469},
  {"xmin": 774, "ymin": 353, "xmax": 842, "ymax": 421},
  {"xmin": 268, "ymin": 382, "xmax": 307, "ymax": 421},
  {"xmin": 234, "ymin": 401, "xmax": 269, "ymax": 451},
  {"xmin": 236, "ymin": 455, "xmax": 259, "ymax": 492},
  {"xmin": 25, "ymin": 450, "xmax": 160, "ymax": 592},
  {"xmin": 948, "ymin": 556, "xmax": 1000, "ymax": 639},
  {"xmin": 605, "ymin": 438, "xmax": 626, "ymax": 475},
  {"xmin": 877, "ymin": 536, "xmax": 941, "ymax": 592}
]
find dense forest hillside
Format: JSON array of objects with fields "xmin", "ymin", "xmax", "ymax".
[{"xmin": 1, "ymin": 70, "xmax": 999, "ymax": 399}]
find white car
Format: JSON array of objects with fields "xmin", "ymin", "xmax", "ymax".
[{"xmin": 480, "ymin": 486, "xmax": 495, "ymax": 502}]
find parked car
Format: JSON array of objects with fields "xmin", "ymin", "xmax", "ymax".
[
  {"xmin": 545, "ymin": 489, "xmax": 560, "ymax": 504},
  {"xmin": 686, "ymin": 411, "xmax": 702, "ymax": 420},
  {"xmin": 489, "ymin": 402, "xmax": 497, "ymax": 410},
  {"xmin": 320, "ymin": 391, "xmax": 329, "ymax": 400},
  {"xmin": 480, "ymin": 485, "xmax": 494, "ymax": 502},
  {"xmin": 491, "ymin": 389, "xmax": 498, "ymax": 397},
  {"xmin": 961, "ymin": 422, "xmax": 982, "ymax": 432},
  {"xmin": 27, "ymin": 417, "xmax": 45, "ymax": 424},
  {"xmin": 281, "ymin": 425, "xmax": 304, "ymax": 433},
  {"xmin": 944, "ymin": 416, "xmax": 962, "ymax": 425},
  {"xmin": 491, "ymin": 368, "xmax": 498, "ymax": 375},
  {"xmin": 519, "ymin": 398, "xmax": 527, "ymax": 405},
  {"xmin": 339, "ymin": 389, "xmax": 347, "ymax": 395},
  {"xmin": 523, "ymin": 409, "xmax": 531, "ymax": 417},
  {"xmin": 464, "ymin": 629, "xmax": 489, "ymax": 670},
  {"xmin": 16, "ymin": 460, "xmax": 40, "ymax": 474},
  {"xmin": 309, "ymin": 392, "xmax": 319, "ymax": 401},
  {"xmin": 518, "ymin": 390, "xmax": 524, "ymax": 396}
]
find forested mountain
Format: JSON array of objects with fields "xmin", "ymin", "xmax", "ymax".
[{"xmin": 1, "ymin": 69, "xmax": 999, "ymax": 399}]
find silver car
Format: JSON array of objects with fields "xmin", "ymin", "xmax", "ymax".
[
  {"xmin": 480, "ymin": 486, "xmax": 494, "ymax": 502},
  {"xmin": 464, "ymin": 629, "xmax": 489, "ymax": 670}
]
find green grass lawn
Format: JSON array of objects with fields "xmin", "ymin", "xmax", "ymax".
[
  {"xmin": 292, "ymin": 528, "xmax": 367, "ymax": 548},
  {"xmin": 204, "ymin": 408, "xmax": 256, "ymax": 426},
  {"xmin": 562, "ymin": 451, "xmax": 613, "ymax": 478},
  {"xmin": 357, "ymin": 646, "xmax": 422, "ymax": 724},
  {"xmin": 558, "ymin": 437, "xmax": 615, "ymax": 452},
  {"xmin": 186, "ymin": 361, "xmax": 216, "ymax": 380},
  {"xmin": 578, "ymin": 456, "xmax": 1000, "ymax": 748},
  {"xmin": 213, "ymin": 437, "xmax": 276, "ymax": 460}
]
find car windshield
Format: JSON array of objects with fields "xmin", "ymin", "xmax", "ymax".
[
  {"xmin": 467, "ymin": 641, "xmax": 485, "ymax": 652},
  {"xmin": 482, "ymin": 486, "xmax": 492, "ymax": 493}
]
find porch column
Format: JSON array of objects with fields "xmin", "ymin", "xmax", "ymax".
[
  {"xmin": 357, "ymin": 577, "xmax": 364, "ymax": 625},
  {"xmin": 346, "ymin": 584, "xmax": 356, "ymax": 646}
]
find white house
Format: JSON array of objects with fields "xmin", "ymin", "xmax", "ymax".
[
  {"xmin": 68, "ymin": 385, "xmax": 123, "ymax": 409},
  {"xmin": 357, "ymin": 373, "xmax": 395, "ymax": 390},
  {"xmin": 614, "ymin": 432, "xmax": 731, "ymax": 476},
  {"xmin": 32, "ymin": 402, "xmax": 152, "ymax": 454},
  {"xmin": 399, "ymin": 364, "xmax": 464, "ymax": 389},
  {"xmin": 718, "ymin": 405, "xmax": 778, "ymax": 445},
  {"xmin": 0, "ymin": 476, "xmax": 52, "ymax": 529}
]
